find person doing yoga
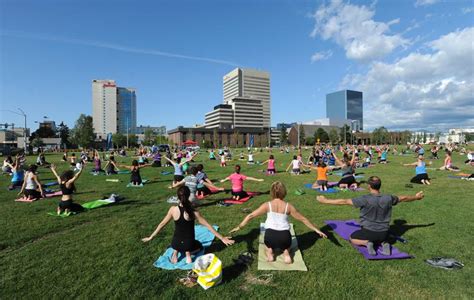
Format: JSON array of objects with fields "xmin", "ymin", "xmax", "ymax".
[
  {"xmin": 50, "ymin": 164, "xmax": 84, "ymax": 215},
  {"xmin": 404, "ymin": 155, "xmax": 431, "ymax": 185},
  {"xmin": 220, "ymin": 165, "xmax": 263, "ymax": 201},
  {"xmin": 7, "ymin": 156, "xmax": 24, "ymax": 190},
  {"xmin": 142, "ymin": 186, "xmax": 234, "ymax": 264},
  {"xmin": 18, "ymin": 164, "xmax": 45, "ymax": 200},
  {"xmin": 261, "ymin": 155, "xmax": 276, "ymax": 175},
  {"xmin": 230, "ymin": 181, "xmax": 327, "ymax": 264},
  {"xmin": 334, "ymin": 150, "xmax": 358, "ymax": 189},
  {"xmin": 119, "ymin": 160, "xmax": 151, "ymax": 185},
  {"xmin": 317, "ymin": 176, "xmax": 424, "ymax": 255},
  {"xmin": 440, "ymin": 151, "xmax": 459, "ymax": 171}
]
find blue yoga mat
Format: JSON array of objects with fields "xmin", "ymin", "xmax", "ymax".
[
  {"xmin": 153, "ymin": 225, "xmax": 219, "ymax": 270},
  {"xmin": 333, "ymin": 173, "xmax": 364, "ymax": 179},
  {"xmin": 304, "ymin": 183, "xmax": 339, "ymax": 193},
  {"xmin": 161, "ymin": 171, "xmax": 173, "ymax": 175},
  {"xmin": 43, "ymin": 181, "xmax": 58, "ymax": 187}
]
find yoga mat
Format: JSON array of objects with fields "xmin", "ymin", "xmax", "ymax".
[
  {"xmin": 117, "ymin": 170, "xmax": 131, "ymax": 174},
  {"xmin": 324, "ymin": 220, "xmax": 412, "ymax": 260},
  {"xmin": 43, "ymin": 181, "xmax": 58, "ymax": 187},
  {"xmin": 81, "ymin": 199, "xmax": 115, "ymax": 209},
  {"xmin": 333, "ymin": 173, "xmax": 364, "ymax": 179},
  {"xmin": 196, "ymin": 187, "xmax": 221, "ymax": 200},
  {"xmin": 223, "ymin": 192, "xmax": 259, "ymax": 205},
  {"xmin": 448, "ymin": 175, "xmax": 463, "ymax": 179},
  {"xmin": 153, "ymin": 225, "xmax": 219, "ymax": 270},
  {"xmin": 126, "ymin": 179, "xmax": 149, "ymax": 187},
  {"xmin": 15, "ymin": 191, "xmax": 62, "ymax": 202},
  {"xmin": 257, "ymin": 223, "xmax": 307, "ymax": 271},
  {"xmin": 304, "ymin": 183, "xmax": 339, "ymax": 193},
  {"xmin": 161, "ymin": 171, "xmax": 173, "ymax": 175}
]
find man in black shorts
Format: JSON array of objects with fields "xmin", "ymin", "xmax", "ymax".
[{"xmin": 317, "ymin": 176, "xmax": 424, "ymax": 255}]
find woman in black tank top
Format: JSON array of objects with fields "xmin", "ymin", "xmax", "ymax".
[
  {"xmin": 118, "ymin": 160, "xmax": 151, "ymax": 185},
  {"xmin": 50, "ymin": 164, "xmax": 84, "ymax": 215},
  {"xmin": 142, "ymin": 186, "xmax": 234, "ymax": 264}
]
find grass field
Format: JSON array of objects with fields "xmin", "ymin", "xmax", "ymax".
[{"xmin": 1, "ymin": 148, "xmax": 473, "ymax": 299}]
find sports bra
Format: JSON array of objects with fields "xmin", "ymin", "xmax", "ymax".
[{"xmin": 60, "ymin": 182, "xmax": 74, "ymax": 195}]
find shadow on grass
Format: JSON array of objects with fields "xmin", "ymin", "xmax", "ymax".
[
  {"xmin": 318, "ymin": 225, "xmax": 343, "ymax": 248},
  {"xmin": 389, "ymin": 219, "xmax": 435, "ymax": 239},
  {"xmin": 219, "ymin": 228, "xmax": 260, "ymax": 284}
]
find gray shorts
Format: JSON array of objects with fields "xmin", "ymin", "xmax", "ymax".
[{"xmin": 317, "ymin": 180, "xmax": 328, "ymax": 186}]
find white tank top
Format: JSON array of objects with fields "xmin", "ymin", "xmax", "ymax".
[
  {"xmin": 25, "ymin": 172, "xmax": 37, "ymax": 190},
  {"xmin": 264, "ymin": 202, "xmax": 290, "ymax": 231}
]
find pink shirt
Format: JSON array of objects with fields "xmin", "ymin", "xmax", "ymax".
[
  {"xmin": 229, "ymin": 173, "xmax": 247, "ymax": 192},
  {"xmin": 268, "ymin": 159, "xmax": 275, "ymax": 169}
]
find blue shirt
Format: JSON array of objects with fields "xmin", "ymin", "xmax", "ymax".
[{"xmin": 415, "ymin": 162, "xmax": 427, "ymax": 175}]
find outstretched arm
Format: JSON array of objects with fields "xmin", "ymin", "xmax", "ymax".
[
  {"xmin": 50, "ymin": 164, "xmax": 61, "ymax": 183},
  {"xmin": 229, "ymin": 203, "xmax": 268, "ymax": 233},
  {"xmin": 245, "ymin": 176, "xmax": 264, "ymax": 182},
  {"xmin": 317, "ymin": 195, "xmax": 353, "ymax": 206},
  {"xmin": 67, "ymin": 167, "xmax": 83, "ymax": 185},
  {"xmin": 220, "ymin": 176, "xmax": 230, "ymax": 183},
  {"xmin": 162, "ymin": 156, "xmax": 175, "ymax": 165},
  {"xmin": 403, "ymin": 162, "xmax": 417, "ymax": 167},
  {"xmin": 289, "ymin": 205, "xmax": 327, "ymax": 238},
  {"xmin": 142, "ymin": 207, "xmax": 174, "ymax": 242},
  {"xmin": 195, "ymin": 211, "xmax": 234, "ymax": 246},
  {"xmin": 398, "ymin": 191, "xmax": 424, "ymax": 202}
]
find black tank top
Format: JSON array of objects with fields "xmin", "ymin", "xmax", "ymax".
[
  {"xmin": 60, "ymin": 182, "xmax": 74, "ymax": 195},
  {"xmin": 173, "ymin": 206, "xmax": 195, "ymax": 240}
]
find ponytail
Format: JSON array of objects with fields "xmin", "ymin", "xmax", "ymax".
[{"xmin": 177, "ymin": 186, "xmax": 195, "ymax": 220}]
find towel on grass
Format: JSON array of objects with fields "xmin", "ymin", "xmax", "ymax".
[{"xmin": 153, "ymin": 225, "xmax": 219, "ymax": 270}]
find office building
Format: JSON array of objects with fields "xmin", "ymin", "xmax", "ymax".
[
  {"xmin": 326, "ymin": 90, "xmax": 363, "ymax": 130},
  {"xmin": 204, "ymin": 104, "xmax": 234, "ymax": 129},
  {"xmin": 223, "ymin": 68, "xmax": 270, "ymax": 128},
  {"xmin": 92, "ymin": 80, "xmax": 137, "ymax": 139}
]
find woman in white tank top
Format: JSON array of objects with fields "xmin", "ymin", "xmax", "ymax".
[
  {"xmin": 19, "ymin": 164, "xmax": 44, "ymax": 200},
  {"xmin": 230, "ymin": 181, "xmax": 327, "ymax": 264}
]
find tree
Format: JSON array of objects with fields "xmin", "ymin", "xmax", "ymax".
[
  {"xmin": 314, "ymin": 128, "xmax": 329, "ymax": 143},
  {"xmin": 112, "ymin": 133, "xmax": 126, "ymax": 148},
  {"xmin": 371, "ymin": 126, "xmax": 390, "ymax": 144},
  {"xmin": 305, "ymin": 136, "xmax": 315, "ymax": 145},
  {"xmin": 71, "ymin": 114, "xmax": 95, "ymax": 148},
  {"xmin": 329, "ymin": 128, "xmax": 339, "ymax": 144},
  {"xmin": 58, "ymin": 122, "xmax": 71, "ymax": 149},
  {"xmin": 422, "ymin": 132, "xmax": 427, "ymax": 144},
  {"xmin": 155, "ymin": 135, "xmax": 168, "ymax": 145},
  {"xmin": 31, "ymin": 137, "xmax": 44, "ymax": 148},
  {"xmin": 143, "ymin": 129, "xmax": 156, "ymax": 146},
  {"xmin": 33, "ymin": 126, "xmax": 56, "ymax": 138},
  {"xmin": 213, "ymin": 128, "xmax": 218, "ymax": 148},
  {"xmin": 339, "ymin": 125, "xmax": 351, "ymax": 144},
  {"xmin": 400, "ymin": 130, "xmax": 412, "ymax": 144},
  {"xmin": 128, "ymin": 134, "xmax": 139, "ymax": 148},
  {"xmin": 299, "ymin": 125, "xmax": 305, "ymax": 146},
  {"xmin": 280, "ymin": 127, "xmax": 288, "ymax": 145}
]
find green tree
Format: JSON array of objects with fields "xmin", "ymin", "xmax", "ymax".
[
  {"xmin": 71, "ymin": 114, "xmax": 95, "ymax": 148},
  {"xmin": 299, "ymin": 125, "xmax": 305, "ymax": 146},
  {"xmin": 314, "ymin": 128, "xmax": 329, "ymax": 143},
  {"xmin": 143, "ymin": 129, "xmax": 156, "ymax": 146},
  {"xmin": 371, "ymin": 126, "xmax": 390, "ymax": 144},
  {"xmin": 155, "ymin": 135, "xmax": 168, "ymax": 145},
  {"xmin": 112, "ymin": 133, "xmax": 126, "ymax": 148},
  {"xmin": 400, "ymin": 130, "xmax": 412, "ymax": 144},
  {"xmin": 33, "ymin": 126, "xmax": 56, "ymax": 138},
  {"xmin": 329, "ymin": 128, "xmax": 339, "ymax": 144},
  {"xmin": 340, "ymin": 125, "xmax": 351, "ymax": 144},
  {"xmin": 280, "ymin": 127, "xmax": 288, "ymax": 145},
  {"xmin": 305, "ymin": 136, "xmax": 315, "ymax": 145},
  {"xmin": 128, "ymin": 134, "xmax": 139, "ymax": 148},
  {"xmin": 31, "ymin": 137, "xmax": 44, "ymax": 148},
  {"xmin": 58, "ymin": 122, "xmax": 71, "ymax": 149}
]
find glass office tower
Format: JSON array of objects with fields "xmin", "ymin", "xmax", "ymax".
[
  {"xmin": 117, "ymin": 87, "xmax": 137, "ymax": 134},
  {"xmin": 326, "ymin": 90, "xmax": 363, "ymax": 130}
]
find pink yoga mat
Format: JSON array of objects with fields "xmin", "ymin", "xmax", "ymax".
[
  {"xmin": 223, "ymin": 192, "xmax": 259, "ymax": 205},
  {"xmin": 15, "ymin": 191, "xmax": 62, "ymax": 202}
]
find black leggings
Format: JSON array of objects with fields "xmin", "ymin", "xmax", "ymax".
[
  {"xmin": 410, "ymin": 173, "xmax": 429, "ymax": 184},
  {"xmin": 232, "ymin": 190, "xmax": 248, "ymax": 198},
  {"xmin": 264, "ymin": 229, "xmax": 292, "ymax": 250}
]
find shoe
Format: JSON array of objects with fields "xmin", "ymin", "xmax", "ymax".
[
  {"xmin": 367, "ymin": 241, "xmax": 376, "ymax": 256},
  {"xmin": 381, "ymin": 242, "xmax": 391, "ymax": 256}
]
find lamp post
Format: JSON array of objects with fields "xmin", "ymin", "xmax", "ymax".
[
  {"xmin": 297, "ymin": 123, "xmax": 300, "ymax": 149},
  {"xmin": 126, "ymin": 117, "xmax": 129, "ymax": 149}
]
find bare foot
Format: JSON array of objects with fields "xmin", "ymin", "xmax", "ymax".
[
  {"xmin": 185, "ymin": 252, "xmax": 192, "ymax": 264},
  {"xmin": 283, "ymin": 250, "xmax": 293, "ymax": 264},
  {"xmin": 265, "ymin": 248, "xmax": 274, "ymax": 262},
  {"xmin": 170, "ymin": 251, "xmax": 178, "ymax": 264}
]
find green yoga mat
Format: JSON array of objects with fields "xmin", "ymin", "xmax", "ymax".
[
  {"xmin": 81, "ymin": 199, "xmax": 114, "ymax": 209},
  {"xmin": 258, "ymin": 223, "xmax": 308, "ymax": 271}
]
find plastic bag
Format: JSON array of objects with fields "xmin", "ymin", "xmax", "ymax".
[{"xmin": 193, "ymin": 254, "xmax": 222, "ymax": 290}]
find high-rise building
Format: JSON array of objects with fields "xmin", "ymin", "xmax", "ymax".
[
  {"xmin": 326, "ymin": 90, "xmax": 363, "ymax": 130},
  {"xmin": 223, "ymin": 68, "xmax": 270, "ymax": 128},
  {"xmin": 92, "ymin": 80, "xmax": 137, "ymax": 139}
]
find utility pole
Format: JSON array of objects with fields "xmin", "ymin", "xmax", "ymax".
[
  {"xmin": 126, "ymin": 117, "xmax": 129, "ymax": 149},
  {"xmin": 297, "ymin": 123, "xmax": 300, "ymax": 149}
]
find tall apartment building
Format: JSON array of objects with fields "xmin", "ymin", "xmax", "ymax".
[
  {"xmin": 326, "ymin": 90, "xmax": 363, "ymax": 130},
  {"xmin": 223, "ymin": 68, "xmax": 270, "ymax": 128},
  {"xmin": 92, "ymin": 80, "xmax": 137, "ymax": 139}
]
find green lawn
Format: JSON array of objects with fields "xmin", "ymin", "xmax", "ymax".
[{"xmin": 1, "ymin": 148, "xmax": 473, "ymax": 299}]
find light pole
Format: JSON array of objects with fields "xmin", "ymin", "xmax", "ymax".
[
  {"xmin": 126, "ymin": 117, "xmax": 129, "ymax": 149},
  {"xmin": 297, "ymin": 123, "xmax": 300, "ymax": 149}
]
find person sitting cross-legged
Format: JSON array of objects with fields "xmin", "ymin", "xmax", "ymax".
[{"xmin": 317, "ymin": 176, "xmax": 424, "ymax": 255}]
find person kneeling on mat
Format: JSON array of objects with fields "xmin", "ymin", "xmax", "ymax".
[
  {"xmin": 50, "ymin": 164, "xmax": 84, "ymax": 215},
  {"xmin": 404, "ymin": 155, "xmax": 431, "ymax": 185},
  {"xmin": 18, "ymin": 164, "xmax": 45, "ymax": 200},
  {"xmin": 220, "ymin": 165, "xmax": 263, "ymax": 201},
  {"xmin": 317, "ymin": 176, "xmax": 424, "ymax": 255},
  {"xmin": 142, "ymin": 186, "xmax": 234, "ymax": 263},
  {"xmin": 230, "ymin": 181, "xmax": 327, "ymax": 264}
]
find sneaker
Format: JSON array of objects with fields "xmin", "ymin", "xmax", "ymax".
[
  {"xmin": 367, "ymin": 242, "xmax": 376, "ymax": 256},
  {"xmin": 381, "ymin": 242, "xmax": 391, "ymax": 256}
]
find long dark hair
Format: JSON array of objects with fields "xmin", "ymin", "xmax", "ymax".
[{"xmin": 177, "ymin": 186, "xmax": 195, "ymax": 220}]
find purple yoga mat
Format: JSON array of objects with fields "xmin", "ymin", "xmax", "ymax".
[{"xmin": 325, "ymin": 220, "xmax": 413, "ymax": 260}]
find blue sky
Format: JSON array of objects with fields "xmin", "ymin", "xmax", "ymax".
[{"xmin": 1, "ymin": 0, "xmax": 473, "ymax": 131}]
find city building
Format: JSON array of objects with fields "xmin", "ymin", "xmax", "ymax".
[
  {"xmin": 167, "ymin": 126, "xmax": 269, "ymax": 148},
  {"xmin": 223, "ymin": 68, "xmax": 270, "ymax": 128},
  {"xmin": 204, "ymin": 104, "xmax": 234, "ymax": 129},
  {"xmin": 37, "ymin": 120, "xmax": 57, "ymax": 132},
  {"xmin": 135, "ymin": 125, "xmax": 167, "ymax": 135},
  {"xmin": 287, "ymin": 124, "xmax": 340, "ymax": 146},
  {"xmin": 276, "ymin": 123, "xmax": 296, "ymax": 130},
  {"xmin": 302, "ymin": 118, "xmax": 351, "ymax": 127},
  {"xmin": 326, "ymin": 90, "xmax": 363, "ymax": 130},
  {"xmin": 92, "ymin": 80, "xmax": 137, "ymax": 139}
]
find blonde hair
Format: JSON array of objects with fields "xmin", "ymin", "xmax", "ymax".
[{"xmin": 270, "ymin": 181, "xmax": 287, "ymax": 199}]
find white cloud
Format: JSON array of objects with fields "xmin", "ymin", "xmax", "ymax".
[
  {"xmin": 311, "ymin": 50, "xmax": 333, "ymax": 62},
  {"xmin": 415, "ymin": 0, "xmax": 439, "ymax": 7},
  {"xmin": 310, "ymin": 0, "xmax": 408, "ymax": 62},
  {"xmin": 462, "ymin": 7, "xmax": 474, "ymax": 14},
  {"xmin": 342, "ymin": 27, "xmax": 474, "ymax": 130}
]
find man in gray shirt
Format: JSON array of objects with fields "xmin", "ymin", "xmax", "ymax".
[{"xmin": 317, "ymin": 176, "xmax": 424, "ymax": 255}]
